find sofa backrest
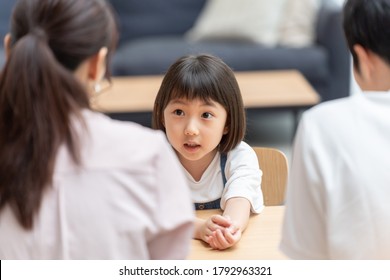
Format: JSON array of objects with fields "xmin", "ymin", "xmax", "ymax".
[
  {"xmin": 0, "ymin": 0, "xmax": 15, "ymax": 40},
  {"xmin": 108, "ymin": 0, "xmax": 206, "ymax": 45},
  {"xmin": 0, "ymin": 0, "xmax": 15, "ymax": 69}
]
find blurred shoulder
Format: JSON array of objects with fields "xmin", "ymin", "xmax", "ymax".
[
  {"xmin": 83, "ymin": 110, "xmax": 166, "ymax": 145},
  {"xmin": 228, "ymin": 141, "xmax": 258, "ymax": 162},
  {"xmin": 77, "ymin": 110, "xmax": 171, "ymax": 168},
  {"xmin": 302, "ymin": 96, "xmax": 356, "ymax": 124}
]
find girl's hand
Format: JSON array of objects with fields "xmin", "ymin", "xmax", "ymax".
[
  {"xmin": 206, "ymin": 222, "xmax": 242, "ymax": 250},
  {"xmin": 200, "ymin": 215, "xmax": 232, "ymax": 243}
]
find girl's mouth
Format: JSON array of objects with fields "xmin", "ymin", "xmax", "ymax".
[{"xmin": 184, "ymin": 143, "xmax": 201, "ymax": 153}]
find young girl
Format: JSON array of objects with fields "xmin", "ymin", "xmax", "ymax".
[{"xmin": 153, "ymin": 54, "xmax": 264, "ymax": 250}]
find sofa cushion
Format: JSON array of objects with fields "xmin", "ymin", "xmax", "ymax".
[
  {"xmin": 111, "ymin": 36, "xmax": 329, "ymax": 87},
  {"xmin": 279, "ymin": 0, "xmax": 321, "ymax": 47},
  {"xmin": 108, "ymin": 0, "xmax": 206, "ymax": 45},
  {"xmin": 185, "ymin": 0, "xmax": 287, "ymax": 47}
]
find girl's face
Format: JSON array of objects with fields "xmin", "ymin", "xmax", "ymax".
[{"xmin": 163, "ymin": 97, "xmax": 228, "ymax": 167}]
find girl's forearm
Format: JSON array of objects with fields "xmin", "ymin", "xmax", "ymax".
[{"xmin": 223, "ymin": 197, "xmax": 251, "ymax": 231}]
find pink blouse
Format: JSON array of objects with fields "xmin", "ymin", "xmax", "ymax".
[{"xmin": 0, "ymin": 110, "xmax": 194, "ymax": 259}]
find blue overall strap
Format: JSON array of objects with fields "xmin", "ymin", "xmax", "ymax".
[
  {"xmin": 194, "ymin": 153, "xmax": 228, "ymax": 210},
  {"xmin": 220, "ymin": 153, "xmax": 227, "ymax": 186}
]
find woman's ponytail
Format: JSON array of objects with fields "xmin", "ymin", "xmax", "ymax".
[{"xmin": 0, "ymin": 31, "xmax": 89, "ymax": 229}]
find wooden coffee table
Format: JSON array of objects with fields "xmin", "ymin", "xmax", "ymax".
[{"xmin": 91, "ymin": 70, "xmax": 320, "ymax": 127}]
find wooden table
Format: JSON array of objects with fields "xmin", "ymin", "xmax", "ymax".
[
  {"xmin": 188, "ymin": 206, "xmax": 287, "ymax": 260},
  {"xmin": 92, "ymin": 70, "xmax": 320, "ymax": 113}
]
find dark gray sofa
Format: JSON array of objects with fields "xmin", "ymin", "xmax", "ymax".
[
  {"xmin": 0, "ymin": 0, "xmax": 13, "ymax": 70},
  {"xmin": 109, "ymin": 0, "xmax": 351, "ymax": 103}
]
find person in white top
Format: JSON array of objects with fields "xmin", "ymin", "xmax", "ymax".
[
  {"xmin": 280, "ymin": 0, "xmax": 390, "ymax": 259},
  {"xmin": 0, "ymin": 0, "xmax": 193, "ymax": 259},
  {"xmin": 153, "ymin": 54, "xmax": 264, "ymax": 250}
]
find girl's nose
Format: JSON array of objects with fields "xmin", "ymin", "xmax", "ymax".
[{"xmin": 184, "ymin": 119, "xmax": 199, "ymax": 136}]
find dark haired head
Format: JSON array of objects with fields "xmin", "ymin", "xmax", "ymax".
[
  {"xmin": 153, "ymin": 54, "xmax": 246, "ymax": 153},
  {"xmin": 343, "ymin": 0, "xmax": 390, "ymax": 72},
  {"xmin": 9, "ymin": 0, "xmax": 117, "ymax": 72},
  {"xmin": 0, "ymin": 0, "xmax": 118, "ymax": 229}
]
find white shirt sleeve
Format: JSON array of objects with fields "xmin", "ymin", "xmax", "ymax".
[{"xmin": 220, "ymin": 142, "xmax": 264, "ymax": 213}]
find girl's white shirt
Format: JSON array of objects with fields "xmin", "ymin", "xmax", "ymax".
[{"xmin": 181, "ymin": 141, "xmax": 264, "ymax": 213}]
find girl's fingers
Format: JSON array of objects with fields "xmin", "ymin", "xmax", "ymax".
[
  {"xmin": 214, "ymin": 229, "xmax": 230, "ymax": 249},
  {"xmin": 228, "ymin": 224, "xmax": 239, "ymax": 234},
  {"xmin": 207, "ymin": 217, "xmax": 230, "ymax": 233},
  {"xmin": 207, "ymin": 235, "xmax": 219, "ymax": 249},
  {"xmin": 223, "ymin": 228, "xmax": 237, "ymax": 244},
  {"xmin": 211, "ymin": 215, "xmax": 232, "ymax": 227}
]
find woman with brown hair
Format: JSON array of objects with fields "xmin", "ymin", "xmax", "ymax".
[{"xmin": 0, "ymin": 0, "xmax": 193, "ymax": 259}]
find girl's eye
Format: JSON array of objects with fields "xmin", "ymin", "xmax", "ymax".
[
  {"xmin": 173, "ymin": 109, "xmax": 184, "ymax": 116},
  {"xmin": 202, "ymin": 112, "xmax": 213, "ymax": 119}
]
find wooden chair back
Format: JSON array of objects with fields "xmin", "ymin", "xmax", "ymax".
[{"xmin": 252, "ymin": 147, "xmax": 288, "ymax": 206}]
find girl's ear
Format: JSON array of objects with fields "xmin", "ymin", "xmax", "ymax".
[
  {"xmin": 88, "ymin": 47, "xmax": 108, "ymax": 82},
  {"xmin": 4, "ymin": 33, "xmax": 11, "ymax": 58},
  {"xmin": 223, "ymin": 126, "xmax": 229, "ymax": 135}
]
